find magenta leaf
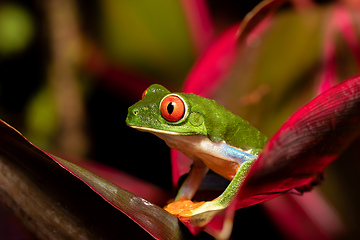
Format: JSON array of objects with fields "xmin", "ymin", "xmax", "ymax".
[
  {"xmin": 180, "ymin": 0, "xmax": 214, "ymax": 54},
  {"xmin": 170, "ymin": 73, "xmax": 360, "ymax": 237},
  {"xmin": 182, "ymin": 23, "xmax": 240, "ymax": 97},
  {"xmin": 317, "ymin": 4, "xmax": 360, "ymax": 94},
  {"xmin": 0, "ymin": 120, "xmax": 194, "ymax": 239},
  {"xmin": 182, "ymin": 0, "xmax": 288, "ymax": 98},
  {"xmin": 262, "ymin": 190, "xmax": 344, "ymax": 239},
  {"xmin": 237, "ymin": 74, "xmax": 360, "ymax": 207}
]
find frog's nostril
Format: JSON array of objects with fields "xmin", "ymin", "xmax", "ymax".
[{"xmin": 133, "ymin": 109, "xmax": 139, "ymax": 115}]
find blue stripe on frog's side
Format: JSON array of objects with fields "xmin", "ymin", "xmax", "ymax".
[{"xmin": 218, "ymin": 142, "xmax": 257, "ymax": 165}]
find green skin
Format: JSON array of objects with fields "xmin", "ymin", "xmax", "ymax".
[{"xmin": 126, "ymin": 84, "xmax": 267, "ymax": 210}]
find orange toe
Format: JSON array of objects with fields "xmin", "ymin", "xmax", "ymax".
[{"xmin": 164, "ymin": 199, "xmax": 205, "ymax": 216}]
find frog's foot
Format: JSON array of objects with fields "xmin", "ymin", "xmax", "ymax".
[
  {"xmin": 165, "ymin": 198, "xmax": 228, "ymax": 230},
  {"xmin": 164, "ymin": 197, "xmax": 227, "ymax": 218},
  {"xmin": 164, "ymin": 199, "xmax": 205, "ymax": 216},
  {"xmin": 178, "ymin": 198, "xmax": 225, "ymax": 217}
]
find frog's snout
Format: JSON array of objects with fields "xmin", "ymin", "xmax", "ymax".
[
  {"xmin": 126, "ymin": 103, "xmax": 155, "ymax": 128},
  {"xmin": 125, "ymin": 106, "xmax": 138, "ymax": 125}
]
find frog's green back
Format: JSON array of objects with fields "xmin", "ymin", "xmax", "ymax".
[{"xmin": 184, "ymin": 93, "xmax": 267, "ymax": 154}]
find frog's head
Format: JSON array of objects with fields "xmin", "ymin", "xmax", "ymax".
[{"xmin": 126, "ymin": 84, "xmax": 207, "ymax": 136}]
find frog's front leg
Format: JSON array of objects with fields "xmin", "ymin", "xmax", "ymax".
[
  {"xmin": 175, "ymin": 160, "xmax": 208, "ymax": 201},
  {"xmin": 164, "ymin": 160, "xmax": 208, "ymax": 215}
]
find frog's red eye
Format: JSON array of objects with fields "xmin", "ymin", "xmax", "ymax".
[
  {"xmin": 160, "ymin": 95, "xmax": 186, "ymax": 122},
  {"xmin": 141, "ymin": 87, "xmax": 149, "ymax": 99}
]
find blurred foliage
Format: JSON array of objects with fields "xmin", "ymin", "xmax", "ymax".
[
  {"xmin": 214, "ymin": 7, "xmax": 326, "ymax": 136},
  {"xmin": 26, "ymin": 86, "xmax": 58, "ymax": 149},
  {"xmin": 0, "ymin": 3, "xmax": 34, "ymax": 55},
  {"xmin": 100, "ymin": 0, "xmax": 195, "ymax": 86}
]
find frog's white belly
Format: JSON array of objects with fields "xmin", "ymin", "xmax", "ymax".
[{"xmin": 152, "ymin": 132, "xmax": 257, "ymax": 180}]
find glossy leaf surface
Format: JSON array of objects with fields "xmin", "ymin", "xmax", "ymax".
[
  {"xmin": 53, "ymin": 156, "xmax": 191, "ymax": 240},
  {"xmin": 0, "ymin": 120, "xmax": 193, "ymax": 239}
]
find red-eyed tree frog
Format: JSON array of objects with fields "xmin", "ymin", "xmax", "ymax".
[{"xmin": 126, "ymin": 84, "xmax": 267, "ymax": 217}]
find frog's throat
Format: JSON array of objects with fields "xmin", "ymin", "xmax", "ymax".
[
  {"xmin": 127, "ymin": 124, "xmax": 185, "ymax": 135},
  {"xmin": 130, "ymin": 123, "xmax": 257, "ymax": 180}
]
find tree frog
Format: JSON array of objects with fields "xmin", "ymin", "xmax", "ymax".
[{"xmin": 126, "ymin": 84, "xmax": 267, "ymax": 217}]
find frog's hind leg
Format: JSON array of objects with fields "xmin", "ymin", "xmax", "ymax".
[{"xmin": 213, "ymin": 159, "xmax": 255, "ymax": 207}]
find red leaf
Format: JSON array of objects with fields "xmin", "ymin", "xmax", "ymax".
[
  {"xmin": 317, "ymin": 4, "xmax": 360, "ymax": 94},
  {"xmin": 237, "ymin": 74, "xmax": 360, "ymax": 207},
  {"xmin": 180, "ymin": 0, "xmax": 214, "ymax": 54},
  {"xmin": 182, "ymin": 0, "xmax": 287, "ymax": 98},
  {"xmin": 182, "ymin": 23, "xmax": 240, "ymax": 97},
  {"xmin": 262, "ymin": 190, "xmax": 344, "ymax": 239}
]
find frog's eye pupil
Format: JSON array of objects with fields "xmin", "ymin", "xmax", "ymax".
[
  {"xmin": 167, "ymin": 103, "xmax": 174, "ymax": 114},
  {"xmin": 160, "ymin": 95, "xmax": 186, "ymax": 122}
]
